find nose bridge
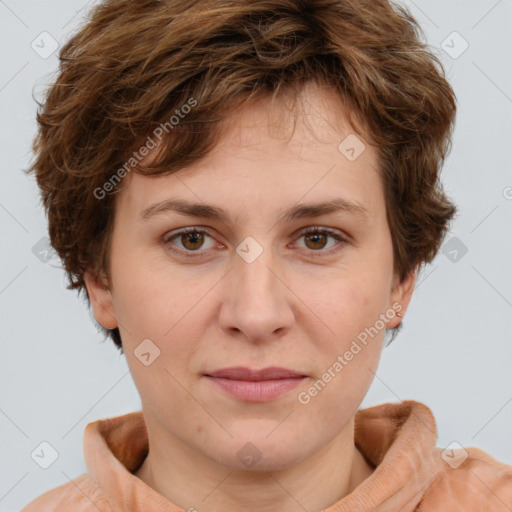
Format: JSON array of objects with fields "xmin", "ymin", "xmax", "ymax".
[
  {"xmin": 221, "ymin": 237, "xmax": 294, "ymax": 340},
  {"xmin": 236, "ymin": 250, "xmax": 277, "ymax": 302}
]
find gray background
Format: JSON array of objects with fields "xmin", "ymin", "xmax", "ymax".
[{"xmin": 1, "ymin": 0, "xmax": 511, "ymax": 510}]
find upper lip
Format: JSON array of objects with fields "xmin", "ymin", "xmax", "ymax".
[{"xmin": 205, "ymin": 367, "xmax": 306, "ymax": 381}]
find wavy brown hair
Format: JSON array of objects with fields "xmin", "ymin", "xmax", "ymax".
[{"xmin": 26, "ymin": 0, "xmax": 457, "ymax": 351}]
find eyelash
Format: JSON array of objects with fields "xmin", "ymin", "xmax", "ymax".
[{"xmin": 163, "ymin": 226, "xmax": 349, "ymax": 259}]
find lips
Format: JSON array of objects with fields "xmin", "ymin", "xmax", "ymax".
[
  {"xmin": 204, "ymin": 367, "xmax": 307, "ymax": 402},
  {"xmin": 205, "ymin": 366, "xmax": 305, "ymax": 381}
]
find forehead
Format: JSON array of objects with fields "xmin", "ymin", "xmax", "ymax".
[
  {"xmin": 115, "ymin": 82, "xmax": 382, "ymax": 222},
  {"xmin": 209, "ymin": 82, "xmax": 370, "ymax": 158}
]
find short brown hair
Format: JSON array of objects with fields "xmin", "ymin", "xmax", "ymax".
[{"xmin": 26, "ymin": 0, "xmax": 457, "ymax": 351}]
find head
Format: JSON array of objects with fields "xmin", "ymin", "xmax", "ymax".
[{"xmin": 28, "ymin": 0, "xmax": 456, "ymax": 471}]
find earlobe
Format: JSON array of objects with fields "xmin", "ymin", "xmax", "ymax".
[
  {"xmin": 83, "ymin": 271, "xmax": 118, "ymax": 330},
  {"xmin": 387, "ymin": 268, "xmax": 417, "ymax": 328}
]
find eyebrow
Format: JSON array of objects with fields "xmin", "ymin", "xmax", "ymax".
[{"xmin": 140, "ymin": 197, "xmax": 370, "ymax": 224}]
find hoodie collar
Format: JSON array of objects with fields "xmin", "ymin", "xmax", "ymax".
[{"xmin": 83, "ymin": 400, "xmax": 445, "ymax": 511}]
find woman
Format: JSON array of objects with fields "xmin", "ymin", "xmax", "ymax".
[{"xmin": 22, "ymin": 0, "xmax": 512, "ymax": 510}]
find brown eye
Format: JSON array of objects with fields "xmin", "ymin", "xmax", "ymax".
[
  {"xmin": 294, "ymin": 227, "xmax": 348, "ymax": 255},
  {"xmin": 304, "ymin": 232, "xmax": 328, "ymax": 250},
  {"xmin": 181, "ymin": 231, "xmax": 205, "ymax": 250},
  {"xmin": 164, "ymin": 227, "xmax": 217, "ymax": 257}
]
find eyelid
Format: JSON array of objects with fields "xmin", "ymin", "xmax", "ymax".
[{"xmin": 293, "ymin": 225, "xmax": 349, "ymax": 241}]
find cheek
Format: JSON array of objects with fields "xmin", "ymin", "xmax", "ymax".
[
  {"xmin": 115, "ymin": 268, "xmax": 203, "ymax": 410},
  {"xmin": 112, "ymin": 279, "xmax": 167, "ymax": 340},
  {"xmin": 109, "ymin": 241, "xmax": 188, "ymax": 333},
  {"xmin": 301, "ymin": 270, "xmax": 391, "ymax": 340},
  {"xmin": 296, "ymin": 283, "xmax": 386, "ymax": 430},
  {"xmin": 291, "ymin": 266, "xmax": 390, "ymax": 412},
  {"xmin": 294, "ymin": 333, "xmax": 382, "ymax": 448},
  {"xmin": 110, "ymin": 253, "xmax": 212, "ymax": 383}
]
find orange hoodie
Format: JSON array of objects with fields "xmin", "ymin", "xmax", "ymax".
[{"xmin": 21, "ymin": 400, "xmax": 512, "ymax": 511}]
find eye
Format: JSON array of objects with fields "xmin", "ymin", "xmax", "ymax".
[
  {"xmin": 163, "ymin": 225, "xmax": 349, "ymax": 259},
  {"xmin": 163, "ymin": 227, "xmax": 218, "ymax": 257},
  {"xmin": 293, "ymin": 227, "xmax": 348, "ymax": 255}
]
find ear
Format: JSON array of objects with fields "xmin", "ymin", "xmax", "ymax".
[
  {"xmin": 83, "ymin": 270, "xmax": 118, "ymax": 330},
  {"xmin": 386, "ymin": 267, "xmax": 417, "ymax": 329}
]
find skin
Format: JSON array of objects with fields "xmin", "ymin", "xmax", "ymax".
[{"xmin": 85, "ymin": 81, "xmax": 416, "ymax": 512}]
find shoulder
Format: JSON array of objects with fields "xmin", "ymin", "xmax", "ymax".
[
  {"xmin": 418, "ymin": 447, "xmax": 512, "ymax": 511},
  {"xmin": 20, "ymin": 474, "xmax": 113, "ymax": 512}
]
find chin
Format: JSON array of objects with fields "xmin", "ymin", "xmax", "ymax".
[{"xmin": 208, "ymin": 432, "xmax": 310, "ymax": 473}]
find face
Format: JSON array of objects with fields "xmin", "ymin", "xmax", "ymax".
[{"xmin": 86, "ymin": 82, "xmax": 415, "ymax": 472}]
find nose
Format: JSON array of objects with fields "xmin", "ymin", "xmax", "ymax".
[{"xmin": 218, "ymin": 243, "xmax": 295, "ymax": 344}]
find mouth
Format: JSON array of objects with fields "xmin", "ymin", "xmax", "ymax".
[{"xmin": 203, "ymin": 367, "xmax": 307, "ymax": 402}]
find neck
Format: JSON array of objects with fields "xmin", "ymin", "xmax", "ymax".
[{"xmin": 134, "ymin": 414, "xmax": 374, "ymax": 512}]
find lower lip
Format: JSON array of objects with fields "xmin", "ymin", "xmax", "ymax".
[{"xmin": 205, "ymin": 376, "xmax": 305, "ymax": 402}]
